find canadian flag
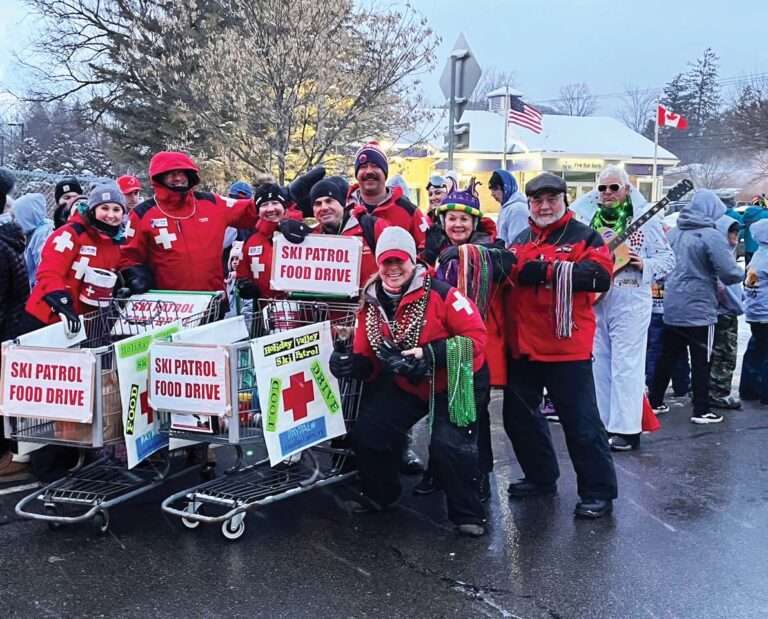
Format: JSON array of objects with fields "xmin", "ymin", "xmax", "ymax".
[{"xmin": 657, "ymin": 104, "xmax": 688, "ymax": 130}]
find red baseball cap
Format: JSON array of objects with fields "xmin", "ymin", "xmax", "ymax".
[
  {"xmin": 376, "ymin": 249, "xmax": 413, "ymax": 265},
  {"xmin": 117, "ymin": 175, "xmax": 142, "ymax": 194}
]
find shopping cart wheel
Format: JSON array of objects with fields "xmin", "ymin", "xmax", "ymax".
[
  {"xmin": 221, "ymin": 513, "xmax": 246, "ymax": 541},
  {"xmin": 44, "ymin": 504, "xmax": 62, "ymax": 531},
  {"xmin": 93, "ymin": 509, "xmax": 110, "ymax": 534},
  {"xmin": 181, "ymin": 501, "xmax": 201, "ymax": 530}
]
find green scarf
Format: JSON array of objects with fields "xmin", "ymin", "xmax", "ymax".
[{"xmin": 590, "ymin": 197, "xmax": 633, "ymax": 236}]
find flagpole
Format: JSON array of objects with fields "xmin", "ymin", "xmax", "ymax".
[
  {"xmin": 652, "ymin": 98, "xmax": 659, "ymax": 201},
  {"xmin": 502, "ymin": 85, "xmax": 509, "ymax": 169}
]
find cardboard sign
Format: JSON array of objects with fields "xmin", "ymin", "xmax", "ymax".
[
  {"xmin": 271, "ymin": 233, "xmax": 362, "ymax": 296},
  {"xmin": 115, "ymin": 322, "xmax": 180, "ymax": 468},
  {"xmin": 112, "ymin": 291, "xmax": 218, "ymax": 335},
  {"xmin": 149, "ymin": 343, "xmax": 230, "ymax": 416},
  {"xmin": 0, "ymin": 346, "xmax": 95, "ymax": 423},
  {"xmin": 251, "ymin": 321, "xmax": 346, "ymax": 466}
]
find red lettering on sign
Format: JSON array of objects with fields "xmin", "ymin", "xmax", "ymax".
[
  {"xmin": 282, "ymin": 372, "xmax": 314, "ymax": 422},
  {"xmin": 140, "ymin": 390, "xmax": 154, "ymax": 423}
]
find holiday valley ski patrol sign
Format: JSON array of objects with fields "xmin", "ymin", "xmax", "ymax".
[{"xmin": 251, "ymin": 322, "xmax": 346, "ymax": 466}]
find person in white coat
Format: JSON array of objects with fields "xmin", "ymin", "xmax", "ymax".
[{"xmin": 572, "ymin": 165, "xmax": 675, "ymax": 451}]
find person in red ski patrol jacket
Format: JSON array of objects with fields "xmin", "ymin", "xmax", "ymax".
[
  {"xmin": 503, "ymin": 172, "xmax": 617, "ymax": 519},
  {"xmin": 277, "ymin": 176, "xmax": 390, "ymax": 290},
  {"xmin": 25, "ymin": 182, "xmax": 125, "ymax": 335},
  {"xmin": 329, "ymin": 226, "xmax": 488, "ymax": 537},
  {"xmin": 119, "ymin": 151, "xmax": 258, "ymax": 296},
  {"xmin": 416, "ymin": 179, "xmax": 516, "ymax": 502},
  {"xmin": 235, "ymin": 183, "xmax": 302, "ymax": 301},
  {"xmin": 348, "ymin": 141, "xmax": 429, "ymax": 249}
]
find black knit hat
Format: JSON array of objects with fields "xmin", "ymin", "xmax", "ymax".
[
  {"xmin": 310, "ymin": 176, "xmax": 349, "ymax": 209},
  {"xmin": 0, "ymin": 167, "xmax": 15, "ymax": 196},
  {"xmin": 55, "ymin": 176, "xmax": 83, "ymax": 204},
  {"xmin": 254, "ymin": 183, "xmax": 288, "ymax": 207}
]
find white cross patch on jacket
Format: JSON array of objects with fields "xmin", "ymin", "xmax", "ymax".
[
  {"xmin": 452, "ymin": 290, "xmax": 474, "ymax": 315},
  {"xmin": 154, "ymin": 227, "xmax": 177, "ymax": 250},
  {"xmin": 71, "ymin": 256, "xmax": 90, "ymax": 280},
  {"xmin": 53, "ymin": 231, "xmax": 74, "ymax": 253}
]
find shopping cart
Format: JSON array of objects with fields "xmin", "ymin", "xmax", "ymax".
[
  {"xmin": 160, "ymin": 298, "xmax": 362, "ymax": 540},
  {"xmin": 5, "ymin": 294, "xmax": 222, "ymax": 534}
]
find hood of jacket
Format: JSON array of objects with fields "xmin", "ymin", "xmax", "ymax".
[
  {"xmin": 677, "ymin": 189, "xmax": 725, "ymax": 230},
  {"xmin": 571, "ymin": 185, "xmax": 650, "ymax": 225},
  {"xmin": 491, "ymin": 169, "xmax": 520, "ymax": 205},
  {"xmin": 13, "ymin": 193, "xmax": 49, "ymax": 234},
  {"xmin": 751, "ymin": 218, "xmax": 768, "ymax": 246}
]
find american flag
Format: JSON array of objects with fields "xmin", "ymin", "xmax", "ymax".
[{"xmin": 507, "ymin": 98, "xmax": 543, "ymax": 134}]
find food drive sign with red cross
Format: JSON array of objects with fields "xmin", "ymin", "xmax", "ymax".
[
  {"xmin": 0, "ymin": 346, "xmax": 95, "ymax": 422},
  {"xmin": 271, "ymin": 233, "xmax": 362, "ymax": 297},
  {"xmin": 251, "ymin": 321, "xmax": 346, "ymax": 466}
]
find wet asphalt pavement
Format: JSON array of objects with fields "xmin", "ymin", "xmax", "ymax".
[{"xmin": 1, "ymin": 384, "xmax": 767, "ymax": 619}]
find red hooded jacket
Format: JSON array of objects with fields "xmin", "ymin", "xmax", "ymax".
[
  {"xmin": 119, "ymin": 152, "xmax": 258, "ymax": 292},
  {"xmin": 349, "ymin": 184, "xmax": 429, "ymax": 250},
  {"xmin": 353, "ymin": 266, "xmax": 487, "ymax": 401},
  {"xmin": 505, "ymin": 210, "xmax": 612, "ymax": 362},
  {"xmin": 26, "ymin": 220, "xmax": 122, "ymax": 324}
]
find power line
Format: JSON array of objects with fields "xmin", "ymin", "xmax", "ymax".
[{"xmin": 528, "ymin": 71, "xmax": 768, "ymax": 107}]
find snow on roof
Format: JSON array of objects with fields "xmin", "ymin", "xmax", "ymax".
[
  {"xmin": 486, "ymin": 87, "xmax": 525, "ymax": 98},
  {"xmin": 436, "ymin": 110, "xmax": 678, "ymax": 160}
]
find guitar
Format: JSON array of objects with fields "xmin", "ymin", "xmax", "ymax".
[{"xmin": 595, "ymin": 179, "xmax": 694, "ymax": 301}]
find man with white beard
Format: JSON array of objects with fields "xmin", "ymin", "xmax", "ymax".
[{"xmin": 501, "ymin": 172, "xmax": 618, "ymax": 519}]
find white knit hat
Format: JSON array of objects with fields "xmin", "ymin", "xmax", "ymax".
[{"xmin": 375, "ymin": 226, "xmax": 416, "ymax": 265}]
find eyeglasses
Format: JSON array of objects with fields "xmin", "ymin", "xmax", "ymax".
[{"xmin": 597, "ymin": 183, "xmax": 622, "ymax": 193}]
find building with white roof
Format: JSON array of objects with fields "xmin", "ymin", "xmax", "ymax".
[{"xmin": 390, "ymin": 93, "xmax": 679, "ymax": 213}]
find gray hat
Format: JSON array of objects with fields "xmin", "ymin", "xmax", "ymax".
[
  {"xmin": 525, "ymin": 172, "xmax": 567, "ymax": 198},
  {"xmin": 375, "ymin": 226, "xmax": 417, "ymax": 265},
  {"xmin": 88, "ymin": 181, "xmax": 126, "ymax": 211}
]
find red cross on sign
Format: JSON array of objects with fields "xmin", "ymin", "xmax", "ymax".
[
  {"xmin": 282, "ymin": 372, "xmax": 314, "ymax": 422},
  {"xmin": 140, "ymin": 390, "xmax": 154, "ymax": 424}
]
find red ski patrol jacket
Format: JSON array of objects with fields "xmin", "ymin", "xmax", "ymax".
[
  {"xmin": 26, "ymin": 220, "xmax": 122, "ymax": 324},
  {"xmin": 353, "ymin": 265, "xmax": 487, "ymax": 401},
  {"xmin": 236, "ymin": 219, "xmax": 285, "ymax": 299},
  {"xmin": 119, "ymin": 151, "xmax": 258, "ymax": 292},
  {"xmin": 505, "ymin": 210, "xmax": 612, "ymax": 362},
  {"xmin": 312, "ymin": 213, "xmax": 390, "ymax": 289},
  {"xmin": 348, "ymin": 184, "xmax": 429, "ymax": 250}
]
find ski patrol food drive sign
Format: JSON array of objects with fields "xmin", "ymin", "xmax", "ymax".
[
  {"xmin": 271, "ymin": 234, "xmax": 362, "ymax": 296},
  {"xmin": 251, "ymin": 321, "xmax": 346, "ymax": 466},
  {"xmin": 1, "ymin": 345, "xmax": 95, "ymax": 423}
]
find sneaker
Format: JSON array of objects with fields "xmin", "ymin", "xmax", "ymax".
[
  {"xmin": 574, "ymin": 498, "xmax": 613, "ymax": 519},
  {"xmin": 652, "ymin": 403, "xmax": 670, "ymax": 415},
  {"xmin": 608, "ymin": 435, "xmax": 638, "ymax": 452},
  {"xmin": 457, "ymin": 523, "xmax": 485, "ymax": 537},
  {"xmin": 507, "ymin": 478, "xmax": 557, "ymax": 498},
  {"xmin": 413, "ymin": 471, "xmax": 440, "ymax": 495},
  {"xmin": 690, "ymin": 411, "xmax": 724, "ymax": 424},
  {"xmin": 708, "ymin": 396, "xmax": 741, "ymax": 410},
  {"xmin": 400, "ymin": 448, "xmax": 424, "ymax": 475}
]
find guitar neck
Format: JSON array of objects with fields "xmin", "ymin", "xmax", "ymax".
[{"xmin": 607, "ymin": 196, "xmax": 670, "ymax": 251}]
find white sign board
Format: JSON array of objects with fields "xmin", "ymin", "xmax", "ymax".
[
  {"xmin": 251, "ymin": 321, "xmax": 346, "ymax": 466},
  {"xmin": 16, "ymin": 319, "xmax": 86, "ymax": 348},
  {"xmin": 115, "ymin": 322, "xmax": 180, "ymax": 468},
  {"xmin": 112, "ymin": 291, "xmax": 217, "ymax": 335},
  {"xmin": 271, "ymin": 233, "xmax": 362, "ymax": 297},
  {"xmin": 149, "ymin": 343, "xmax": 230, "ymax": 416},
  {"xmin": 0, "ymin": 346, "xmax": 95, "ymax": 422}
]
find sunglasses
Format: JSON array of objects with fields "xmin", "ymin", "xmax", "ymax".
[{"xmin": 597, "ymin": 183, "xmax": 623, "ymax": 192}]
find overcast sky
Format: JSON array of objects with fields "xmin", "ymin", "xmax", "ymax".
[{"xmin": 2, "ymin": 0, "xmax": 767, "ymax": 116}]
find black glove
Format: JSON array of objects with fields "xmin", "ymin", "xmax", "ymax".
[
  {"xmin": 236, "ymin": 278, "xmax": 260, "ymax": 300},
  {"xmin": 438, "ymin": 245, "xmax": 459, "ymax": 264},
  {"xmin": 288, "ymin": 167, "xmax": 326, "ymax": 217},
  {"xmin": 120, "ymin": 265, "xmax": 154, "ymax": 295},
  {"xmin": 489, "ymin": 248, "xmax": 517, "ymax": 281},
  {"xmin": 278, "ymin": 219, "xmax": 312, "ymax": 244},
  {"xmin": 517, "ymin": 260, "xmax": 550, "ymax": 286},
  {"xmin": 423, "ymin": 224, "xmax": 446, "ymax": 264},
  {"xmin": 329, "ymin": 351, "xmax": 372, "ymax": 380},
  {"xmin": 376, "ymin": 339, "xmax": 430, "ymax": 379},
  {"xmin": 43, "ymin": 291, "xmax": 81, "ymax": 336},
  {"xmin": 113, "ymin": 287, "xmax": 132, "ymax": 299}
]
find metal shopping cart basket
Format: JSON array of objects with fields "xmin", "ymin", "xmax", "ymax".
[
  {"xmin": 160, "ymin": 298, "xmax": 363, "ymax": 540},
  {"xmin": 3, "ymin": 294, "xmax": 222, "ymax": 534}
]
